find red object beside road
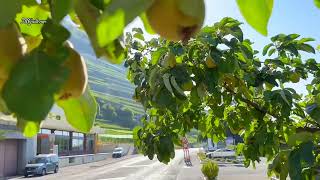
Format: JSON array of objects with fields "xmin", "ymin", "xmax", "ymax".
[{"xmin": 181, "ymin": 137, "xmax": 190, "ymax": 162}]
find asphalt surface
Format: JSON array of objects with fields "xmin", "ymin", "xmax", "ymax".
[
  {"xmin": 218, "ymin": 160, "xmax": 268, "ymax": 180},
  {"xmin": 10, "ymin": 149, "xmax": 269, "ymax": 180}
]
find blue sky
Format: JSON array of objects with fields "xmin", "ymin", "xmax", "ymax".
[
  {"xmin": 126, "ymin": 0, "xmax": 320, "ymax": 94},
  {"xmin": 204, "ymin": 0, "xmax": 320, "ymax": 53}
]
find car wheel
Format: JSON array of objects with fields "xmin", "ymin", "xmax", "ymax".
[
  {"xmin": 54, "ymin": 166, "xmax": 59, "ymax": 173},
  {"xmin": 41, "ymin": 169, "xmax": 46, "ymax": 176}
]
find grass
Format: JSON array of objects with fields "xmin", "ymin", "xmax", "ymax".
[
  {"xmin": 106, "ymin": 129, "xmax": 133, "ymax": 135},
  {"xmin": 92, "ymin": 91, "xmax": 145, "ymax": 114},
  {"xmin": 95, "ymin": 121, "xmax": 134, "ymax": 144},
  {"xmin": 95, "ymin": 120, "xmax": 131, "ymax": 130},
  {"xmin": 98, "ymin": 136, "xmax": 133, "ymax": 144},
  {"xmin": 83, "ymin": 52, "xmax": 145, "ymax": 115},
  {"xmin": 95, "ymin": 121, "xmax": 133, "ymax": 136}
]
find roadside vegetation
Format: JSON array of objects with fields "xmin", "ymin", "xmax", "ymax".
[{"xmin": 201, "ymin": 160, "xmax": 219, "ymax": 180}]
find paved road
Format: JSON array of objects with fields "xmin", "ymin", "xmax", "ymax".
[
  {"xmin": 10, "ymin": 149, "xmax": 269, "ymax": 180},
  {"xmin": 11, "ymin": 149, "xmax": 203, "ymax": 180},
  {"xmin": 218, "ymin": 160, "xmax": 268, "ymax": 180}
]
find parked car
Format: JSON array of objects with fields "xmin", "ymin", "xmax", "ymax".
[
  {"xmin": 112, "ymin": 147, "xmax": 124, "ymax": 158},
  {"xmin": 206, "ymin": 149, "xmax": 236, "ymax": 159},
  {"xmin": 24, "ymin": 154, "xmax": 59, "ymax": 177}
]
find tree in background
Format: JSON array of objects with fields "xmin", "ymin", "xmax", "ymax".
[{"xmin": 97, "ymin": 100, "xmax": 137, "ymax": 129}]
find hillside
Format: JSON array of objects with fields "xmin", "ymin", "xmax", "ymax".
[{"xmin": 62, "ymin": 20, "xmax": 144, "ymax": 129}]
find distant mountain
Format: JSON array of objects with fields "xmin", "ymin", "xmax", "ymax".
[{"xmin": 62, "ymin": 20, "xmax": 144, "ymax": 129}]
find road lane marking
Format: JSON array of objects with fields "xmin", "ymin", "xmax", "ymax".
[{"xmin": 122, "ymin": 164, "xmax": 152, "ymax": 168}]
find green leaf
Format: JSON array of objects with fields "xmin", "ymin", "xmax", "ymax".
[
  {"xmin": 133, "ymin": 32, "xmax": 145, "ymax": 41},
  {"xmin": 97, "ymin": 9, "xmax": 125, "ymax": 47},
  {"xmin": 298, "ymin": 38, "xmax": 315, "ymax": 44},
  {"xmin": 297, "ymin": 44, "xmax": 315, "ymax": 54},
  {"xmin": 2, "ymin": 50, "xmax": 69, "ymax": 121},
  {"xmin": 90, "ymin": 0, "xmax": 109, "ymax": 10},
  {"xmin": 151, "ymin": 47, "xmax": 167, "ymax": 65},
  {"xmin": 132, "ymin": 27, "xmax": 143, "ymax": 34},
  {"xmin": 170, "ymin": 76, "xmax": 186, "ymax": 97},
  {"xmin": 104, "ymin": 39, "xmax": 126, "ymax": 64},
  {"xmin": 287, "ymin": 132, "xmax": 313, "ymax": 146},
  {"xmin": 299, "ymin": 142, "xmax": 314, "ymax": 166},
  {"xmin": 0, "ymin": 0, "xmax": 22, "ymax": 27},
  {"xmin": 21, "ymin": 0, "xmax": 38, "ymax": 6},
  {"xmin": 41, "ymin": 19, "xmax": 70, "ymax": 45},
  {"xmin": 280, "ymin": 90, "xmax": 291, "ymax": 107},
  {"xmin": 268, "ymin": 48, "xmax": 276, "ymax": 56},
  {"xmin": 56, "ymin": 87, "xmax": 97, "ymax": 133},
  {"xmin": 287, "ymin": 34, "xmax": 300, "ymax": 41},
  {"xmin": 163, "ymin": 73, "xmax": 174, "ymax": 96},
  {"xmin": 315, "ymin": 0, "xmax": 320, "ymax": 9},
  {"xmin": 288, "ymin": 149, "xmax": 302, "ymax": 180},
  {"xmin": 17, "ymin": 118, "xmax": 40, "ymax": 138},
  {"xmin": 263, "ymin": 43, "xmax": 273, "ymax": 56},
  {"xmin": 15, "ymin": 5, "xmax": 50, "ymax": 36},
  {"xmin": 140, "ymin": 13, "xmax": 155, "ymax": 34},
  {"xmin": 97, "ymin": 0, "xmax": 154, "ymax": 46},
  {"xmin": 306, "ymin": 103, "xmax": 320, "ymax": 122},
  {"xmin": 154, "ymin": 87, "xmax": 175, "ymax": 108},
  {"xmin": 50, "ymin": 0, "xmax": 72, "ymax": 23},
  {"xmin": 236, "ymin": 0, "xmax": 273, "ymax": 36}
]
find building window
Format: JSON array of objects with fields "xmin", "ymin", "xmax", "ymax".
[
  {"xmin": 54, "ymin": 130, "xmax": 70, "ymax": 156},
  {"xmin": 86, "ymin": 134, "xmax": 95, "ymax": 154},
  {"xmin": 37, "ymin": 129, "xmax": 54, "ymax": 154},
  {"xmin": 71, "ymin": 132, "xmax": 84, "ymax": 155},
  {"xmin": 41, "ymin": 129, "xmax": 51, "ymax": 134}
]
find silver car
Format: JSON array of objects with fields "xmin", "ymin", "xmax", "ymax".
[
  {"xmin": 112, "ymin": 147, "xmax": 124, "ymax": 158},
  {"xmin": 24, "ymin": 154, "xmax": 59, "ymax": 177},
  {"xmin": 206, "ymin": 149, "xmax": 236, "ymax": 158}
]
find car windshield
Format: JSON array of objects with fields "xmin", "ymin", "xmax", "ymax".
[
  {"xmin": 30, "ymin": 157, "xmax": 47, "ymax": 164},
  {"xmin": 114, "ymin": 149, "xmax": 122, "ymax": 152}
]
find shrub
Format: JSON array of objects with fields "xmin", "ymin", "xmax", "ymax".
[
  {"xmin": 198, "ymin": 152, "xmax": 207, "ymax": 161},
  {"xmin": 201, "ymin": 160, "xmax": 219, "ymax": 180}
]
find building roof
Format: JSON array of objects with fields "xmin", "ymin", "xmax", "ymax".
[
  {"xmin": 0, "ymin": 106, "xmax": 105, "ymax": 134},
  {"xmin": 36, "ymin": 154, "xmax": 58, "ymax": 158},
  {"xmin": 42, "ymin": 116, "xmax": 105, "ymax": 134}
]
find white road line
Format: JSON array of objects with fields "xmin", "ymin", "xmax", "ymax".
[
  {"xmin": 122, "ymin": 165, "xmax": 152, "ymax": 168},
  {"xmin": 98, "ymin": 178, "xmax": 126, "ymax": 180}
]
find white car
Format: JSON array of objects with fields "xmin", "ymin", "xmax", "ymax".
[
  {"xmin": 112, "ymin": 147, "xmax": 124, "ymax": 158},
  {"xmin": 206, "ymin": 149, "xmax": 236, "ymax": 158}
]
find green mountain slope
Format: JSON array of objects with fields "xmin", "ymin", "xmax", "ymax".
[{"xmin": 62, "ymin": 20, "xmax": 144, "ymax": 129}]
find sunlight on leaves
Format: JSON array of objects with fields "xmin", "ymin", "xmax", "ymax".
[
  {"xmin": 236, "ymin": 0, "xmax": 273, "ymax": 36},
  {"xmin": 57, "ymin": 87, "xmax": 97, "ymax": 133}
]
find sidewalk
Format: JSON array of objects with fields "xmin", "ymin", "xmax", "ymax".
[{"xmin": 176, "ymin": 150, "xmax": 204, "ymax": 180}]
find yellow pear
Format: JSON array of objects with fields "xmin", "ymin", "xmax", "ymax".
[
  {"xmin": 24, "ymin": 35, "xmax": 42, "ymax": 53},
  {"xmin": 181, "ymin": 81, "xmax": 193, "ymax": 91},
  {"xmin": 289, "ymin": 72, "xmax": 300, "ymax": 83},
  {"xmin": 146, "ymin": 0, "xmax": 205, "ymax": 41},
  {"xmin": 58, "ymin": 42, "xmax": 88, "ymax": 100},
  {"xmin": 0, "ymin": 23, "xmax": 25, "ymax": 91},
  {"xmin": 223, "ymin": 75, "xmax": 236, "ymax": 91},
  {"xmin": 162, "ymin": 52, "xmax": 177, "ymax": 68},
  {"xmin": 205, "ymin": 56, "xmax": 217, "ymax": 69}
]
